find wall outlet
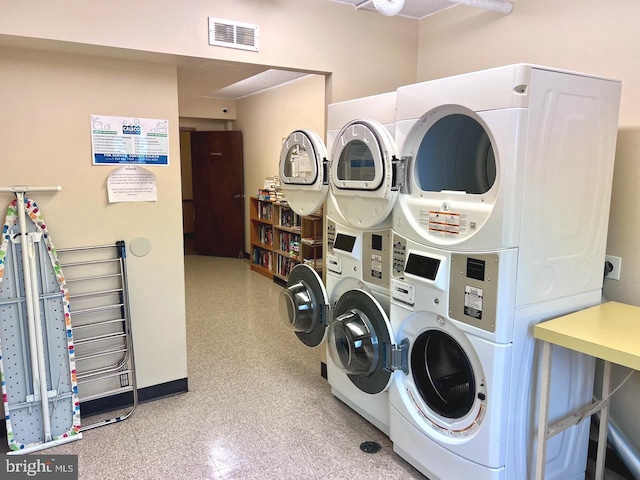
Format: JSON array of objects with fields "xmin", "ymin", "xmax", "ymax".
[{"xmin": 605, "ymin": 255, "xmax": 622, "ymax": 281}]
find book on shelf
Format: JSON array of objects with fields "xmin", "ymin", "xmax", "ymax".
[
  {"xmin": 259, "ymin": 176, "xmax": 283, "ymax": 202},
  {"xmin": 276, "ymin": 255, "xmax": 294, "ymax": 276},
  {"xmin": 258, "ymin": 201, "xmax": 273, "ymax": 220},
  {"xmin": 304, "ymin": 257, "xmax": 323, "ymax": 265},
  {"xmin": 259, "ymin": 225, "xmax": 273, "ymax": 246},
  {"xmin": 280, "ymin": 208, "xmax": 301, "ymax": 228},
  {"xmin": 303, "ymin": 257, "xmax": 323, "ymax": 271},
  {"xmin": 257, "ymin": 189, "xmax": 272, "ymax": 201},
  {"xmin": 301, "ymin": 236, "xmax": 322, "ymax": 246},
  {"xmin": 252, "ymin": 247, "xmax": 272, "ymax": 270}
]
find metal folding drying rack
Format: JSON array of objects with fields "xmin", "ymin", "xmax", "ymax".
[{"xmin": 56, "ymin": 241, "xmax": 138, "ymax": 431}]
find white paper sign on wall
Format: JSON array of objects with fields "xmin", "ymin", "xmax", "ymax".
[{"xmin": 107, "ymin": 165, "xmax": 158, "ymax": 203}]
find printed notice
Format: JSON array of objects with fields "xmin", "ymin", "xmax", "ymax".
[
  {"xmin": 108, "ymin": 165, "xmax": 157, "ymax": 203},
  {"xmin": 371, "ymin": 253, "xmax": 383, "ymax": 279},
  {"xmin": 420, "ymin": 210, "xmax": 468, "ymax": 238},
  {"xmin": 91, "ymin": 115, "xmax": 169, "ymax": 165},
  {"xmin": 464, "ymin": 285, "xmax": 484, "ymax": 320}
]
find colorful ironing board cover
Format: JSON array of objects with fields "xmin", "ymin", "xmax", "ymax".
[{"xmin": 0, "ymin": 198, "xmax": 81, "ymax": 451}]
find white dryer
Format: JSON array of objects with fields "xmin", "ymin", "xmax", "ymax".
[
  {"xmin": 389, "ymin": 65, "xmax": 621, "ymax": 479},
  {"xmin": 278, "ymin": 92, "xmax": 404, "ymax": 434},
  {"xmin": 393, "ymin": 64, "xmax": 621, "ymax": 308}
]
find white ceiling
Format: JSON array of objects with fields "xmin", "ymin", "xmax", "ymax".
[
  {"xmin": 176, "ymin": 58, "xmax": 315, "ymax": 108},
  {"xmin": 209, "ymin": 70, "xmax": 312, "ymax": 100},
  {"xmin": 177, "ymin": 58, "xmax": 269, "ymax": 104},
  {"xmin": 331, "ymin": 0, "xmax": 456, "ymax": 19}
]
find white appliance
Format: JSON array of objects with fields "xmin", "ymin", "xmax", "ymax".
[
  {"xmin": 278, "ymin": 92, "xmax": 405, "ymax": 434},
  {"xmin": 388, "ymin": 64, "xmax": 621, "ymax": 479}
]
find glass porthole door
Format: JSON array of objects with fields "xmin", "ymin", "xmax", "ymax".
[
  {"xmin": 278, "ymin": 264, "xmax": 328, "ymax": 347},
  {"xmin": 411, "ymin": 330, "xmax": 476, "ymax": 419},
  {"xmin": 413, "ymin": 112, "xmax": 496, "ymax": 195},
  {"xmin": 327, "ymin": 289, "xmax": 396, "ymax": 394},
  {"xmin": 330, "ymin": 120, "xmax": 400, "ymax": 229},
  {"xmin": 279, "ymin": 129, "xmax": 329, "ymax": 216}
]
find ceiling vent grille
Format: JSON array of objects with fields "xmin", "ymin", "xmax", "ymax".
[{"xmin": 208, "ymin": 18, "xmax": 259, "ymax": 52}]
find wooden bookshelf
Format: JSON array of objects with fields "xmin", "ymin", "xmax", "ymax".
[
  {"xmin": 272, "ymin": 202, "xmax": 323, "ymax": 285},
  {"xmin": 249, "ymin": 197, "xmax": 324, "ymax": 284},
  {"xmin": 249, "ymin": 197, "xmax": 274, "ymax": 279}
]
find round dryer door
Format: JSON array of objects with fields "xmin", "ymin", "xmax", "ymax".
[
  {"xmin": 278, "ymin": 264, "xmax": 328, "ymax": 347},
  {"xmin": 279, "ymin": 129, "xmax": 329, "ymax": 216},
  {"xmin": 327, "ymin": 289, "xmax": 394, "ymax": 394},
  {"xmin": 411, "ymin": 330, "xmax": 476, "ymax": 419},
  {"xmin": 410, "ymin": 109, "xmax": 496, "ymax": 195},
  {"xmin": 330, "ymin": 120, "xmax": 399, "ymax": 229}
]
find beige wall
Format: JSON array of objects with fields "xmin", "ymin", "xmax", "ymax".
[
  {"xmin": 0, "ymin": 0, "xmax": 419, "ymax": 103},
  {"xmin": 236, "ymin": 74, "xmax": 326, "ymax": 253},
  {"xmin": 180, "ymin": 97, "xmax": 238, "ymax": 121},
  {"xmin": 417, "ymin": 0, "xmax": 639, "ymax": 125},
  {"xmin": 0, "ymin": 47, "xmax": 188, "ymax": 389},
  {"xmin": 418, "ymin": 0, "xmax": 640, "ymax": 457},
  {"xmin": 179, "ymin": 118, "xmax": 232, "ymax": 132}
]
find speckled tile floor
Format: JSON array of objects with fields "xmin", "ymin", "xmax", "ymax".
[{"xmin": 42, "ymin": 256, "xmax": 424, "ymax": 479}]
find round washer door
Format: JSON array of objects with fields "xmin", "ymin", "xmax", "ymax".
[
  {"xmin": 278, "ymin": 264, "xmax": 329, "ymax": 347},
  {"xmin": 412, "ymin": 330, "xmax": 476, "ymax": 419},
  {"xmin": 330, "ymin": 120, "xmax": 398, "ymax": 229},
  {"xmin": 327, "ymin": 289, "xmax": 394, "ymax": 394},
  {"xmin": 279, "ymin": 129, "xmax": 328, "ymax": 216}
]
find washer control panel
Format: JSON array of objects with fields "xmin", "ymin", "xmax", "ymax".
[
  {"xmin": 392, "ymin": 235, "xmax": 407, "ymax": 277},
  {"xmin": 326, "ymin": 220, "xmax": 336, "ymax": 251}
]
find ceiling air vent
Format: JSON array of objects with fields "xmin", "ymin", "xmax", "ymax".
[{"xmin": 208, "ymin": 18, "xmax": 259, "ymax": 52}]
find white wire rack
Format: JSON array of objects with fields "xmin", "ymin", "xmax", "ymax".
[{"xmin": 56, "ymin": 241, "xmax": 138, "ymax": 432}]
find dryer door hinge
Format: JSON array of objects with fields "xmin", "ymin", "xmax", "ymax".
[
  {"xmin": 392, "ymin": 156, "xmax": 408, "ymax": 193},
  {"xmin": 383, "ymin": 338, "xmax": 409, "ymax": 375},
  {"xmin": 322, "ymin": 158, "xmax": 330, "ymax": 186}
]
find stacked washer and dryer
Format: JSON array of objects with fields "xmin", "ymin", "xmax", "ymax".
[
  {"xmin": 277, "ymin": 92, "xmax": 403, "ymax": 435},
  {"xmin": 388, "ymin": 64, "xmax": 621, "ymax": 479},
  {"xmin": 277, "ymin": 64, "xmax": 621, "ymax": 479}
]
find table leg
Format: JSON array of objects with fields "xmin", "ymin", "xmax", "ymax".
[
  {"xmin": 595, "ymin": 360, "xmax": 611, "ymax": 480},
  {"xmin": 535, "ymin": 341, "xmax": 553, "ymax": 480}
]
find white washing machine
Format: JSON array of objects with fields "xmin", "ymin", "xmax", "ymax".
[
  {"xmin": 388, "ymin": 65, "xmax": 621, "ymax": 479},
  {"xmin": 389, "ymin": 235, "xmax": 597, "ymax": 479},
  {"xmin": 278, "ymin": 92, "xmax": 404, "ymax": 434}
]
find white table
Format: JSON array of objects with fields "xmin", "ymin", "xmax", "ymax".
[{"xmin": 533, "ymin": 301, "xmax": 640, "ymax": 480}]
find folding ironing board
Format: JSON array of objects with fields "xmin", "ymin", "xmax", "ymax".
[{"xmin": 0, "ymin": 186, "xmax": 82, "ymax": 453}]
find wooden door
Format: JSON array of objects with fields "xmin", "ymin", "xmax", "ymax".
[{"xmin": 190, "ymin": 131, "xmax": 244, "ymax": 257}]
